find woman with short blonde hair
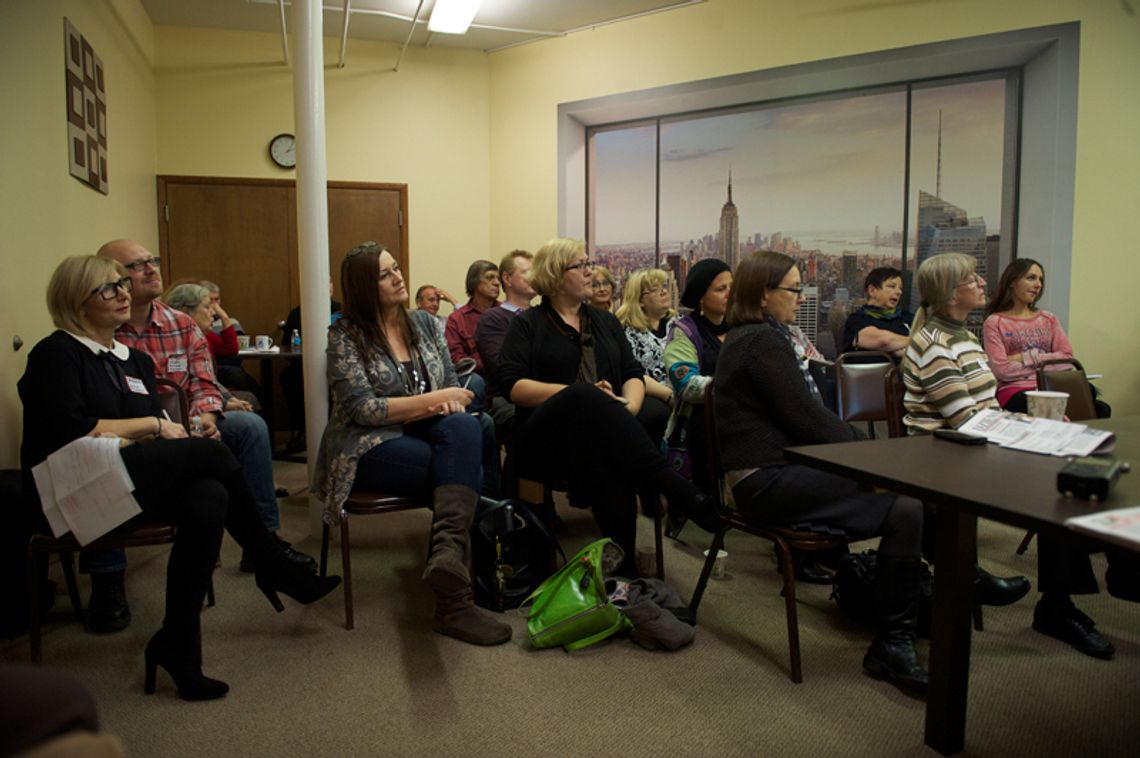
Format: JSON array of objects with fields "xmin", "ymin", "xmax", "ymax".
[
  {"xmin": 616, "ymin": 268, "xmax": 676, "ymax": 411},
  {"xmin": 46, "ymin": 255, "xmax": 129, "ymax": 335},
  {"xmin": 528, "ymin": 238, "xmax": 588, "ymax": 299}
]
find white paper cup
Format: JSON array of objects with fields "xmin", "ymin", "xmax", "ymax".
[
  {"xmin": 635, "ymin": 546, "xmax": 657, "ymax": 577},
  {"xmin": 704, "ymin": 548, "xmax": 729, "ymax": 579},
  {"xmin": 1026, "ymin": 390, "xmax": 1068, "ymax": 420},
  {"xmin": 237, "ymin": 335, "xmax": 251, "ymax": 350},
  {"xmin": 254, "ymin": 335, "xmax": 275, "ymax": 351}
]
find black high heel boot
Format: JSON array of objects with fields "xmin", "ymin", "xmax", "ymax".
[
  {"xmin": 144, "ymin": 628, "xmax": 229, "ymax": 701},
  {"xmin": 254, "ymin": 553, "xmax": 341, "ymax": 612}
]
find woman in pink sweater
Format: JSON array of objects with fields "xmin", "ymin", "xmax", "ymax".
[{"xmin": 982, "ymin": 259, "xmax": 1075, "ymax": 412}]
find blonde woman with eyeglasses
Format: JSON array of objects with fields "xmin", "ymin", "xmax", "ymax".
[{"xmin": 497, "ymin": 239, "xmax": 718, "ymax": 575}]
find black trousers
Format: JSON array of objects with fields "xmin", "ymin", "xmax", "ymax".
[
  {"xmin": 515, "ymin": 383, "xmax": 702, "ymax": 566},
  {"xmin": 118, "ymin": 438, "xmax": 277, "ymax": 634}
]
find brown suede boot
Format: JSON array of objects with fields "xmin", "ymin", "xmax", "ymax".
[
  {"xmin": 422, "ymin": 484, "xmax": 478, "ymax": 594},
  {"xmin": 433, "ymin": 588, "xmax": 512, "ymax": 646}
]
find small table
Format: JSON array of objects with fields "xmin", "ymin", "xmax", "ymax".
[
  {"xmin": 237, "ymin": 348, "xmax": 303, "ymax": 458},
  {"xmin": 786, "ymin": 416, "xmax": 1138, "ymax": 755}
]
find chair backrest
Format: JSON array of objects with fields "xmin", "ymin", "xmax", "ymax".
[
  {"xmin": 1036, "ymin": 357, "xmax": 1096, "ymax": 421},
  {"xmin": 835, "ymin": 350, "xmax": 895, "ymax": 423},
  {"xmin": 883, "ymin": 365, "xmax": 907, "ymax": 439},
  {"xmin": 155, "ymin": 377, "xmax": 190, "ymax": 432}
]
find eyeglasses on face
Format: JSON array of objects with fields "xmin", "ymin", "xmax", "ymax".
[
  {"xmin": 122, "ymin": 256, "xmax": 160, "ymax": 273},
  {"xmin": 565, "ymin": 260, "xmax": 593, "ymax": 273},
  {"xmin": 775, "ymin": 286, "xmax": 804, "ymax": 297},
  {"xmin": 957, "ymin": 274, "xmax": 984, "ymax": 289},
  {"xmin": 90, "ymin": 276, "xmax": 133, "ymax": 301}
]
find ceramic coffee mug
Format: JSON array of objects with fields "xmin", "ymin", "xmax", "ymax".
[
  {"xmin": 237, "ymin": 335, "xmax": 251, "ymax": 350},
  {"xmin": 254, "ymin": 335, "xmax": 274, "ymax": 351}
]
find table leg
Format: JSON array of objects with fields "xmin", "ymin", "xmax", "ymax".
[{"xmin": 925, "ymin": 506, "xmax": 977, "ymax": 755}]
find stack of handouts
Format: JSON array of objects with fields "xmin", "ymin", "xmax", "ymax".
[
  {"xmin": 956, "ymin": 409, "xmax": 1114, "ymax": 457},
  {"xmin": 1066, "ymin": 506, "xmax": 1140, "ymax": 551},
  {"xmin": 31, "ymin": 436, "xmax": 142, "ymax": 545}
]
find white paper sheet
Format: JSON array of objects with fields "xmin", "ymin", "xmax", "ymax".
[
  {"xmin": 33, "ymin": 437, "xmax": 141, "ymax": 546},
  {"xmin": 1066, "ymin": 505, "xmax": 1140, "ymax": 554}
]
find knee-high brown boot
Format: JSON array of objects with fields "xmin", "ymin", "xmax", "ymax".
[{"xmin": 422, "ymin": 484, "xmax": 477, "ymax": 594}]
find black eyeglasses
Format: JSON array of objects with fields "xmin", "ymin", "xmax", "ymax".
[
  {"xmin": 565, "ymin": 260, "xmax": 593, "ymax": 273},
  {"xmin": 122, "ymin": 256, "xmax": 160, "ymax": 273},
  {"xmin": 89, "ymin": 277, "xmax": 133, "ymax": 301},
  {"xmin": 775, "ymin": 286, "xmax": 804, "ymax": 297},
  {"xmin": 346, "ymin": 241, "xmax": 385, "ymax": 258}
]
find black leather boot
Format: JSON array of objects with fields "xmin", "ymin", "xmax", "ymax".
[
  {"xmin": 254, "ymin": 552, "xmax": 341, "ymax": 612},
  {"xmin": 863, "ymin": 557, "xmax": 928, "ymax": 693},
  {"xmin": 144, "ymin": 627, "xmax": 229, "ymax": 701},
  {"xmin": 422, "ymin": 484, "xmax": 477, "ymax": 594},
  {"xmin": 241, "ymin": 533, "xmax": 318, "ymax": 574},
  {"xmin": 87, "ymin": 570, "xmax": 131, "ymax": 634}
]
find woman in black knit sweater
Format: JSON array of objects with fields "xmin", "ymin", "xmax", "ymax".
[{"xmin": 714, "ymin": 251, "xmax": 928, "ymax": 693}]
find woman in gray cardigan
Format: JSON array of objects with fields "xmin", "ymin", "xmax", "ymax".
[{"xmin": 313, "ymin": 242, "xmax": 509, "ymax": 646}]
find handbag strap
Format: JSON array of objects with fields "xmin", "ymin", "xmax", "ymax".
[
  {"xmin": 477, "ymin": 497, "xmax": 567, "ymax": 564},
  {"xmin": 564, "ymin": 614, "xmax": 632, "ymax": 652},
  {"xmin": 520, "ymin": 537, "xmax": 609, "ymax": 611}
]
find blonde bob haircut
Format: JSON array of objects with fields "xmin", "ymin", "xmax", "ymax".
[
  {"xmin": 529, "ymin": 238, "xmax": 586, "ymax": 298},
  {"xmin": 47, "ymin": 255, "xmax": 128, "ymax": 335},
  {"xmin": 616, "ymin": 268, "xmax": 676, "ymax": 331},
  {"xmin": 912, "ymin": 252, "xmax": 977, "ymax": 332}
]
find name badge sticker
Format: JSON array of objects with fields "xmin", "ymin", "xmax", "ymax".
[
  {"xmin": 167, "ymin": 355, "xmax": 188, "ymax": 373},
  {"xmin": 125, "ymin": 376, "xmax": 149, "ymax": 395}
]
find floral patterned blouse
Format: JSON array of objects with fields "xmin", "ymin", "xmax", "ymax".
[
  {"xmin": 312, "ymin": 309, "xmax": 458, "ymax": 524},
  {"xmin": 624, "ymin": 317, "xmax": 676, "ymax": 384}
]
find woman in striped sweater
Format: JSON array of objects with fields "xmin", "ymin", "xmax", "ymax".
[{"xmin": 902, "ymin": 253, "xmax": 1120, "ymax": 660}]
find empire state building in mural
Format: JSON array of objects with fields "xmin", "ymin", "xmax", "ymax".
[{"xmin": 718, "ymin": 170, "xmax": 740, "ymax": 269}]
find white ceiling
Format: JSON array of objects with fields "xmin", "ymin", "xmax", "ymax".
[{"xmin": 140, "ymin": 0, "xmax": 704, "ymax": 53}]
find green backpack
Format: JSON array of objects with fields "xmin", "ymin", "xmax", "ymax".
[{"xmin": 523, "ymin": 538, "xmax": 632, "ymax": 651}]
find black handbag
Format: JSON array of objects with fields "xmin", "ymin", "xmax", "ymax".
[
  {"xmin": 472, "ymin": 498, "xmax": 565, "ymax": 612},
  {"xmin": 831, "ymin": 549, "xmax": 935, "ymax": 638}
]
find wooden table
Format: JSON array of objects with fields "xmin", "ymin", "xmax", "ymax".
[
  {"xmin": 786, "ymin": 416, "xmax": 1138, "ymax": 755},
  {"xmin": 237, "ymin": 348, "xmax": 303, "ymax": 459}
]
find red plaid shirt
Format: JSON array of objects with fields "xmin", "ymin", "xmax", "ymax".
[{"xmin": 115, "ymin": 300, "xmax": 224, "ymax": 417}]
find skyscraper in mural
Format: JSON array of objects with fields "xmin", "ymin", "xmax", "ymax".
[
  {"xmin": 915, "ymin": 190, "xmax": 988, "ymax": 277},
  {"xmin": 718, "ymin": 170, "xmax": 740, "ymax": 269},
  {"xmin": 796, "ymin": 284, "xmax": 820, "ymax": 343}
]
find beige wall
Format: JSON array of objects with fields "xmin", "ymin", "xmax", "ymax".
[
  {"xmin": 0, "ymin": 0, "xmax": 157, "ymax": 467},
  {"xmin": 488, "ymin": 0, "xmax": 1140, "ymax": 414},
  {"xmin": 154, "ymin": 25, "xmax": 491, "ymax": 301}
]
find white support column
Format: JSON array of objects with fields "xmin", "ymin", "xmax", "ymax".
[{"xmin": 293, "ymin": 0, "xmax": 331, "ymax": 536}]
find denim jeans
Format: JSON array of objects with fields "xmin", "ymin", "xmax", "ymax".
[
  {"xmin": 80, "ymin": 410, "xmax": 280, "ymax": 574},
  {"xmin": 352, "ymin": 413, "xmax": 483, "ymax": 497}
]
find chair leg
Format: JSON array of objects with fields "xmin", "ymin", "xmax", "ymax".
[
  {"xmin": 972, "ymin": 603, "xmax": 984, "ymax": 632},
  {"xmin": 773, "ymin": 538, "xmax": 804, "ymax": 684},
  {"xmin": 60, "ymin": 553, "xmax": 83, "ymax": 621},
  {"xmin": 340, "ymin": 516, "xmax": 354, "ymax": 630},
  {"xmin": 27, "ymin": 548, "xmax": 43, "ymax": 665},
  {"xmin": 689, "ymin": 528, "xmax": 727, "ymax": 616},
  {"xmin": 653, "ymin": 497, "xmax": 665, "ymax": 581},
  {"xmin": 319, "ymin": 522, "xmax": 330, "ymax": 577},
  {"xmin": 1016, "ymin": 530, "xmax": 1035, "ymax": 556}
]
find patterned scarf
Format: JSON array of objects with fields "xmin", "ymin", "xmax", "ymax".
[
  {"xmin": 767, "ymin": 316, "xmax": 823, "ymax": 406},
  {"xmin": 862, "ymin": 304, "xmax": 901, "ymax": 321}
]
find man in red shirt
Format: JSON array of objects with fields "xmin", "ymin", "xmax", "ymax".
[
  {"xmin": 79, "ymin": 239, "xmax": 315, "ymax": 634},
  {"xmin": 444, "ymin": 260, "xmax": 500, "ymax": 375}
]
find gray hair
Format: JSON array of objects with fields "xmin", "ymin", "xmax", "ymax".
[{"xmin": 164, "ymin": 282, "xmax": 211, "ymax": 314}]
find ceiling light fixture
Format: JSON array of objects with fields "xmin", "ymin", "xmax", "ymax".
[{"xmin": 427, "ymin": 0, "xmax": 484, "ymax": 34}]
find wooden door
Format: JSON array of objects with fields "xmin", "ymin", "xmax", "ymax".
[
  {"xmin": 326, "ymin": 184, "xmax": 406, "ymax": 302},
  {"xmin": 161, "ymin": 179, "xmax": 295, "ymax": 340}
]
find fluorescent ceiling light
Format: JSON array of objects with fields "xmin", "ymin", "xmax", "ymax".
[{"xmin": 427, "ymin": 0, "xmax": 484, "ymax": 34}]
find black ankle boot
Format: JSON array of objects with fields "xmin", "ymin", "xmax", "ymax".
[
  {"xmin": 241, "ymin": 533, "xmax": 318, "ymax": 574},
  {"xmin": 862, "ymin": 557, "xmax": 928, "ymax": 693},
  {"xmin": 254, "ymin": 553, "xmax": 341, "ymax": 612},
  {"xmin": 144, "ymin": 628, "xmax": 229, "ymax": 701},
  {"xmin": 88, "ymin": 570, "xmax": 131, "ymax": 634},
  {"xmin": 975, "ymin": 567, "xmax": 1030, "ymax": 606}
]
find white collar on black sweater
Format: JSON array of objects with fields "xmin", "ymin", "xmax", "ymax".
[{"xmin": 64, "ymin": 330, "xmax": 130, "ymax": 360}]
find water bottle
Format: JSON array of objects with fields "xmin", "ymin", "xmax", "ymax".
[
  {"xmin": 290, "ymin": 329, "xmax": 301, "ymax": 352},
  {"xmin": 190, "ymin": 415, "xmax": 203, "ymax": 436}
]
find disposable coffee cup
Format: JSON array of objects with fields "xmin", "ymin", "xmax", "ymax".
[
  {"xmin": 635, "ymin": 546, "xmax": 657, "ymax": 577},
  {"xmin": 237, "ymin": 335, "xmax": 251, "ymax": 350},
  {"xmin": 254, "ymin": 335, "xmax": 274, "ymax": 351},
  {"xmin": 704, "ymin": 548, "xmax": 729, "ymax": 579},
  {"xmin": 1026, "ymin": 390, "xmax": 1068, "ymax": 421}
]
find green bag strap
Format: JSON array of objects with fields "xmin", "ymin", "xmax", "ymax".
[{"xmin": 563, "ymin": 613, "xmax": 632, "ymax": 652}]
